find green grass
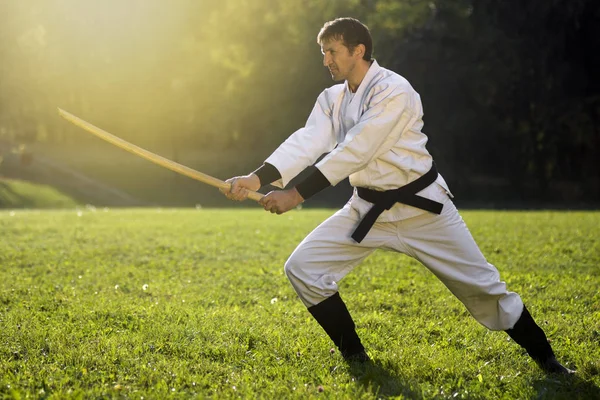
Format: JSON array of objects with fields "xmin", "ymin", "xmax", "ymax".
[
  {"xmin": 0, "ymin": 179, "xmax": 79, "ymax": 209},
  {"xmin": 0, "ymin": 209, "xmax": 598, "ymax": 399}
]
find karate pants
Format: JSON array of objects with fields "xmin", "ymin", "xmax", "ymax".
[{"xmin": 284, "ymin": 195, "xmax": 524, "ymax": 331}]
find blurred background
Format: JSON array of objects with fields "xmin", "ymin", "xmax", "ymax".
[{"xmin": 0, "ymin": 0, "xmax": 598, "ymax": 209}]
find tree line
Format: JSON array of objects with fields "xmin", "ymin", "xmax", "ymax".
[{"xmin": 1, "ymin": 0, "xmax": 598, "ymax": 205}]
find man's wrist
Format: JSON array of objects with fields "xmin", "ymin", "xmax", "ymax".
[
  {"xmin": 291, "ymin": 187, "xmax": 305, "ymax": 203},
  {"xmin": 247, "ymin": 173, "xmax": 262, "ymax": 191},
  {"xmin": 253, "ymin": 163, "xmax": 282, "ymax": 187},
  {"xmin": 295, "ymin": 167, "xmax": 331, "ymax": 200}
]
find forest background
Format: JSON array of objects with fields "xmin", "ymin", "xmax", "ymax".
[{"xmin": 1, "ymin": 0, "xmax": 598, "ymax": 208}]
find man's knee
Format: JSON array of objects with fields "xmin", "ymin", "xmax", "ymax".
[
  {"xmin": 284, "ymin": 251, "xmax": 306, "ymax": 284},
  {"xmin": 464, "ymin": 291, "xmax": 523, "ymax": 331},
  {"xmin": 283, "ymin": 252, "xmax": 318, "ymax": 306},
  {"xmin": 283, "ymin": 258, "xmax": 295, "ymax": 281},
  {"xmin": 285, "ymin": 248, "xmax": 338, "ymax": 306}
]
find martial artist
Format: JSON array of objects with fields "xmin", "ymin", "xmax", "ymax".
[{"xmin": 221, "ymin": 17, "xmax": 573, "ymax": 374}]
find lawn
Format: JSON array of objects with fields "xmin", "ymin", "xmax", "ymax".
[
  {"xmin": 0, "ymin": 179, "xmax": 78, "ymax": 209},
  {"xmin": 0, "ymin": 209, "xmax": 599, "ymax": 399}
]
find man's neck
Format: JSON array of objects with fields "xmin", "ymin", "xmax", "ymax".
[{"xmin": 347, "ymin": 60, "xmax": 373, "ymax": 93}]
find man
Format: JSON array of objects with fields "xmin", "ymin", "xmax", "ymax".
[{"xmin": 221, "ymin": 17, "xmax": 573, "ymax": 374}]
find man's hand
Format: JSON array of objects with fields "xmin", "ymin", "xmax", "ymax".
[
  {"xmin": 259, "ymin": 188, "xmax": 304, "ymax": 214},
  {"xmin": 220, "ymin": 174, "xmax": 261, "ymax": 201}
]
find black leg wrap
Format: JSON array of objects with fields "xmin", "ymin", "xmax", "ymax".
[
  {"xmin": 505, "ymin": 305, "xmax": 554, "ymax": 362},
  {"xmin": 506, "ymin": 305, "xmax": 574, "ymax": 374},
  {"xmin": 308, "ymin": 292, "xmax": 366, "ymax": 360}
]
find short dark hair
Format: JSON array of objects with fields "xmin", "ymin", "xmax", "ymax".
[{"xmin": 317, "ymin": 17, "xmax": 373, "ymax": 61}]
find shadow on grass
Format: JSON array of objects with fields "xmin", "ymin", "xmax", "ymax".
[
  {"xmin": 348, "ymin": 359, "xmax": 421, "ymax": 399},
  {"xmin": 531, "ymin": 374, "xmax": 600, "ymax": 400}
]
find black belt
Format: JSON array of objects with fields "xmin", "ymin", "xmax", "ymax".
[{"xmin": 352, "ymin": 163, "xmax": 443, "ymax": 243}]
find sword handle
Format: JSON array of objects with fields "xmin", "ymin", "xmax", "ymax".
[{"xmin": 227, "ymin": 184, "xmax": 264, "ymax": 202}]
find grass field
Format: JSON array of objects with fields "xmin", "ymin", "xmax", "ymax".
[
  {"xmin": 1, "ymin": 209, "xmax": 599, "ymax": 399},
  {"xmin": 0, "ymin": 179, "xmax": 78, "ymax": 209}
]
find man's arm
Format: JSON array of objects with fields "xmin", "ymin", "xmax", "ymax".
[
  {"xmin": 253, "ymin": 163, "xmax": 281, "ymax": 186},
  {"xmin": 220, "ymin": 163, "xmax": 281, "ymax": 201},
  {"xmin": 263, "ymin": 89, "xmax": 338, "ymax": 188},
  {"xmin": 255, "ymin": 165, "xmax": 331, "ymax": 214},
  {"xmin": 279, "ymin": 87, "xmax": 417, "ymax": 205},
  {"xmin": 259, "ymin": 87, "xmax": 418, "ymax": 212},
  {"xmin": 220, "ymin": 89, "xmax": 338, "ymax": 204},
  {"xmin": 258, "ymin": 166, "xmax": 331, "ymax": 214}
]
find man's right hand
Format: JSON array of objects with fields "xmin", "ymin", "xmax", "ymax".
[{"xmin": 220, "ymin": 174, "xmax": 261, "ymax": 201}]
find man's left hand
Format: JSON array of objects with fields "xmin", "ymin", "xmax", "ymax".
[{"xmin": 259, "ymin": 188, "xmax": 304, "ymax": 215}]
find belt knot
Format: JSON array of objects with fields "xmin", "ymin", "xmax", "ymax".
[{"xmin": 352, "ymin": 162, "xmax": 443, "ymax": 243}]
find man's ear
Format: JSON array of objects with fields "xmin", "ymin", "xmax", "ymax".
[{"xmin": 353, "ymin": 44, "xmax": 366, "ymax": 59}]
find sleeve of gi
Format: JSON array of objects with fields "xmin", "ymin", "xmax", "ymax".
[
  {"xmin": 264, "ymin": 90, "xmax": 338, "ymax": 188},
  {"xmin": 315, "ymin": 86, "xmax": 418, "ymax": 186}
]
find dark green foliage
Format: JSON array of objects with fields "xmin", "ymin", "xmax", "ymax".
[{"xmin": 0, "ymin": 0, "xmax": 598, "ymax": 204}]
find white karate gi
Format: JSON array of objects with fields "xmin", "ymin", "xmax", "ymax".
[{"xmin": 265, "ymin": 61, "xmax": 523, "ymax": 331}]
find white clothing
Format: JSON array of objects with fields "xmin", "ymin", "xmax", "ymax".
[
  {"xmin": 266, "ymin": 60, "xmax": 453, "ymax": 221},
  {"xmin": 284, "ymin": 191, "xmax": 523, "ymax": 331},
  {"xmin": 265, "ymin": 60, "xmax": 522, "ymax": 331}
]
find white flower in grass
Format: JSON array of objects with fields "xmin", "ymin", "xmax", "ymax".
[
  {"xmin": 142, "ymin": 284, "xmax": 149, "ymax": 291},
  {"xmin": 114, "ymin": 284, "xmax": 119, "ymax": 290},
  {"xmin": 270, "ymin": 297, "xmax": 278, "ymax": 304}
]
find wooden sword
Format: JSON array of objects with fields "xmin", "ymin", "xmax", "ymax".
[{"xmin": 57, "ymin": 108, "xmax": 264, "ymax": 202}]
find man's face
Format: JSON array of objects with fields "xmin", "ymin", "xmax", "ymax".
[{"xmin": 321, "ymin": 38, "xmax": 359, "ymax": 82}]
